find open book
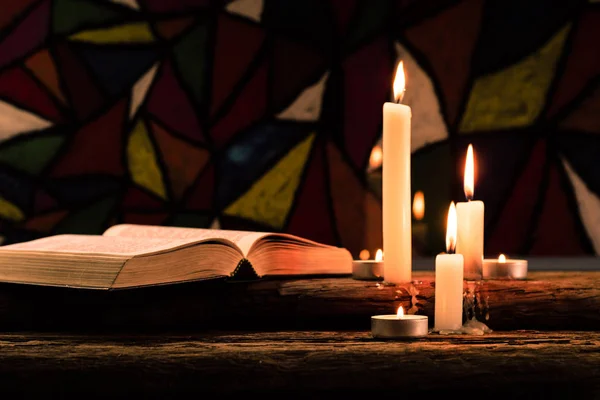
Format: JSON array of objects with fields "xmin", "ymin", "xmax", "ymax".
[{"xmin": 0, "ymin": 224, "xmax": 352, "ymax": 290}]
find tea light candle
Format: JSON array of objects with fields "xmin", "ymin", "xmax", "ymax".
[
  {"xmin": 434, "ymin": 202, "xmax": 464, "ymax": 332},
  {"xmin": 371, "ymin": 306, "xmax": 428, "ymax": 339},
  {"xmin": 483, "ymin": 254, "xmax": 528, "ymax": 280},
  {"xmin": 456, "ymin": 144, "xmax": 484, "ymax": 281},
  {"xmin": 352, "ymin": 249, "xmax": 384, "ymax": 281}
]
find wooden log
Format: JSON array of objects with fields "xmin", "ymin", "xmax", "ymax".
[
  {"xmin": 0, "ymin": 331, "xmax": 599, "ymax": 397},
  {"xmin": 0, "ymin": 271, "xmax": 598, "ymax": 331},
  {"xmin": 244, "ymin": 271, "xmax": 600, "ymax": 331}
]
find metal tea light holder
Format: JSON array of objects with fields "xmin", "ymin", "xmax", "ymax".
[
  {"xmin": 352, "ymin": 249, "xmax": 384, "ymax": 281},
  {"xmin": 371, "ymin": 306, "xmax": 429, "ymax": 339},
  {"xmin": 482, "ymin": 254, "xmax": 528, "ymax": 280}
]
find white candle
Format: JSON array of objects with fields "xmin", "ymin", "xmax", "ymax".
[
  {"xmin": 434, "ymin": 202, "xmax": 464, "ymax": 331},
  {"xmin": 456, "ymin": 144, "xmax": 484, "ymax": 281},
  {"xmin": 371, "ymin": 306, "xmax": 429, "ymax": 339},
  {"xmin": 383, "ymin": 61, "xmax": 412, "ymax": 284},
  {"xmin": 352, "ymin": 249, "xmax": 384, "ymax": 280},
  {"xmin": 482, "ymin": 253, "xmax": 528, "ymax": 280}
]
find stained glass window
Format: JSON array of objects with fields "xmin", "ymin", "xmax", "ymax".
[{"xmin": 0, "ymin": 0, "xmax": 597, "ymax": 259}]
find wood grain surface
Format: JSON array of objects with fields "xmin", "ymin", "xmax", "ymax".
[
  {"xmin": 0, "ymin": 330, "xmax": 598, "ymax": 398},
  {"xmin": 0, "ymin": 271, "xmax": 597, "ymax": 331}
]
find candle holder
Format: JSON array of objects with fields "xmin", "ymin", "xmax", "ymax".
[
  {"xmin": 352, "ymin": 260, "xmax": 384, "ymax": 281},
  {"xmin": 482, "ymin": 254, "xmax": 527, "ymax": 280},
  {"xmin": 482, "ymin": 257, "xmax": 528, "ymax": 280},
  {"xmin": 371, "ymin": 309, "xmax": 428, "ymax": 339}
]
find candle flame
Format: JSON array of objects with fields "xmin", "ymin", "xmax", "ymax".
[
  {"xmin": 368, "ymin": 145, "xmax": 383, "ymax": 170},
  {"xmin": 397, "ymin": 306, "xmax": 404, "ymax": 319},
  {"xmin": 498, "ymin": 254, "xmax": 506, "ymax": 263},
  {"xmin": 464, "ymin": 144, "xmax": 475, "ymax": 200},
  {"xmin": 393, "ymin": 61, "xmax": 406, "ymax": 103},
  {"xmin": 412, "ymin": 191, "xmax": 425, "ymax": 221},
  {"xmin": 446, "ymin": 202, "xmax": 457, "ymax": 254},
  {"xmin": 375, "ymin": 249, "xmax": 383, "ymax": 262},
  {"xmin": 359, "ymin": 249, "xmax": 370, "ymax": 260}
]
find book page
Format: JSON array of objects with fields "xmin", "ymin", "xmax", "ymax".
[
  {"xmin": 103, "ymin": 224, "xmax": 270, "ymax": 256},
  {"xmin": 1, "ymin": 234, "xmax": 211, "ymax": 257}
]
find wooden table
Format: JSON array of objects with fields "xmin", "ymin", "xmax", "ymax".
[
  {"xmin": 0, "ymin": 271, "xmax": 598, "ymax": 397},
  {"xmin": 0, "ymin": 330, "xmax": 598, "ymax": 398}
]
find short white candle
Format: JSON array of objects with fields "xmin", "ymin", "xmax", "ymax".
[
  {"xmin": 482, "ymin": 253, "xmax": 528, "ymax": 280},
  {"xmin": 352, "ymin": 249, "xmax": 384, "ymax": 280},
  {"xmin": 456, "ymin": 144, "xmax": 484, "ymax": 281},
  {"xmin": 383, "ymin": 61, "xmax": 412, "ymax": 284},
  {"xmin": 434, "ymin": 202, "xmax": 464, "ymax": 331},
  {"xmin": 372, "ymin": 306, "xmax": 429, "ymax": 339}
]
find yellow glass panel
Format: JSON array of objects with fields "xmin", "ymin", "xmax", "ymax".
[
  {"xmin": 0, "ymin": 197, "xmax": 24, "ymax": 221},
  {"xmin": 127, "ymin": 119, "xmax": 167, "ymax": 199},
  {"xmin": 224, "ymin": 134, "xmax": 316, "ymax": 229},
  {"xmin": 70, "ymin": 22, "xmax": 154, "ymax": 43},
  {"xmin": 459, "ymin": 24, "xmax": 571, "ymax": 133}
]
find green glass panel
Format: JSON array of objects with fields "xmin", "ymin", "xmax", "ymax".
[
  {"xmin": 345, "ymin": 0, "xmax": 393, "ymax": 52},
  {"xmin": 0, "ymin": 133, "xmax": 66, "ymax": 174},
  {"xmin": 54, "ymin": 195, "xmax": 118, "ymax": 234},
  {"xmin": 173, "ymin": 23, "xmax": 209, "ymax": 109},
  {"xmin": 53, "ymin": 0, "xmax": 127, "ymax": 35}
]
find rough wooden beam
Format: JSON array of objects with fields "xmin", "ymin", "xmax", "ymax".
[
  {"xmin": 0, "ymin": 271, "xmax": 598, "ymax": 331},
  {"xmin": 0, "ymin": 331, "xmax": 598, "ymax": 397},
  {"xmin": 221, "ymin": 271, "xmax": 600, "ymax": 330},
  {"xmin": 241, "ymin": 271, "xmax": 600, "ymax": 331}
]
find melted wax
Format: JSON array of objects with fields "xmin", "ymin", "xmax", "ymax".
[{"xmin": 432, "ymin": 280, "xmax": 493, "ymax": 335}]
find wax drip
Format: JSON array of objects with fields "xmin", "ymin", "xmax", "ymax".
[
  {"xmin": 390, "ymin": 282, "xmax": 421, "ymax": 314},
  {"xmin": 477, "ymin": 283, "xmax": 490, "ymax": 321},
  {"xmin": 407, "ymin": 283, "xmax": 420, "ymax": 314},
  {"xmin": 432, "ymin": 280, "xmax": 492, "ymax": 336},
  {"xmin": 464, "ymin": 281, "xmax": 476, "ymax": 320},
  {"xmin": 461, "ymin": 281, "xmax": 492, "ymax": 335}
]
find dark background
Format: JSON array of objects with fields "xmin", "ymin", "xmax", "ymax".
[{"xmin": 0, "ymin": 0, "xmax": 598, "ymax": 260}]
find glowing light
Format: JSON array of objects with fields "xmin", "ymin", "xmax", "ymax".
[
  {"xmin": 393, "ymin": 61, "xmax": 406, "ymax": 103},
  {"xmin": 375, "ymin": 249, "xmax": 383, "ymax": 262},
  {"xmin": 359, "ymin": 249, "xmax": 370, "ymax": 260},
  {"xmin": 397, "ymin": 306, "xmax": 404, "ymax": 319},
  {"xmin": 368, "ymin": 145, "xmax": 383, "ymax": 170},
  {"xmin": 464, "ymin": 144, "xmax": 475, "ymax": 200},
  {"xmin": 499, "ymin": 254, "xmax": 506, "ymax": 263},
  {"xmin": 446, "ymin": 202, "xmax": 457, "ymax": 253},
  {"xmin": 412, "ymin": 191, "xmax": 425, "ymax": 221}
]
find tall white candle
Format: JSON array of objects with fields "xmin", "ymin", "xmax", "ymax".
[
  {"xmin": 434, "ymin": 202, "xmax": 464, "ymax": 331},
  {"xmin": 383, "ymin": 61, "xmax": 412, "ymax": 284},
  {"xmin": 456, "ymin": 144, "xmax": 484, "ymax": 281}
]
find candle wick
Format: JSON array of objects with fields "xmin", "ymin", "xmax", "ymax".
[{"xmin": 396, "ymin": 90, "xmax": 405, "ymax": 104}]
